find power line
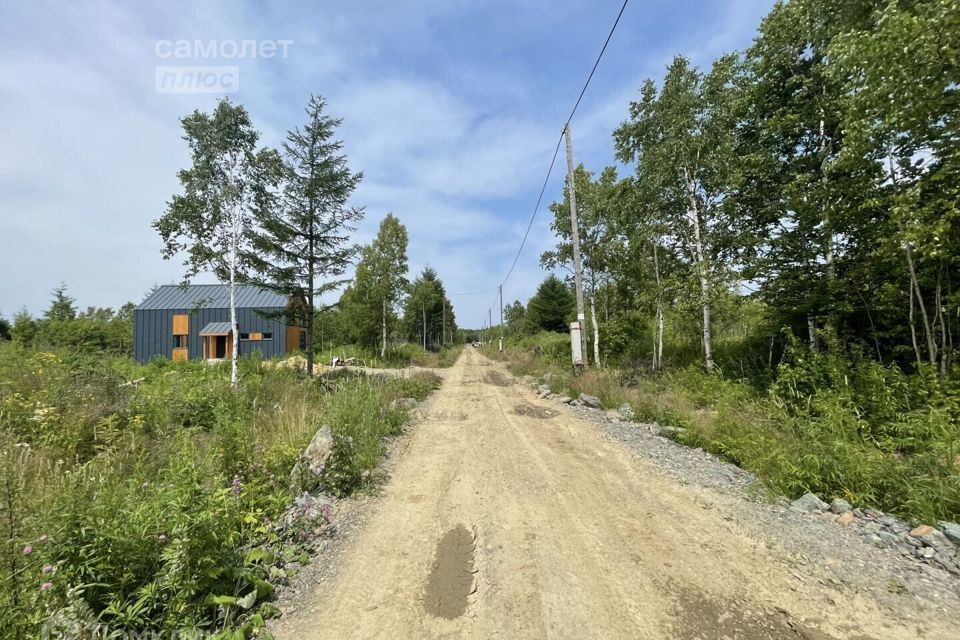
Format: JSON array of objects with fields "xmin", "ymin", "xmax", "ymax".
[
  {"xmin": 498, "ymin": 0, "xmax": 630, "ymax": 290},
  {"xmin": 448, "ymin": 285, "xmax": 500, "ymax": 297}
]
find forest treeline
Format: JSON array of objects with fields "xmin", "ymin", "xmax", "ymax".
[{"xmin": 500, "ymin": 0, "xmax": 959, "ymax": 382}]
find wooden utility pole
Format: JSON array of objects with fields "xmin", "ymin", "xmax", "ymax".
[
  {"xmin": 498, "ymin": 285, "xmax": 504, "ymax": 352},
  {"xmin": 564, "ymin": 122, "xmax": 588, "ymax": 368}
]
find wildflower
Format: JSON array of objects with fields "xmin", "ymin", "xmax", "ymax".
[
  {"xmin": 42, "ymin": 564, "xmax": 53, "ymax": 574},
  {"xmin": 230, "ymin": 475, "xmax": 242, "ymax": 498},
  {"xmin": 41, "ymin": 582, "xmax": 52, "ymax": 591},
  {"xmin": 159, "ymin": 534, "xmax": 167, "ymax": 541},
  {"xmin": 38, "ymin": 535, "xmax": 48, "ymax": 542},
  {"xmin": 320, "ymin": 504, "xmax": 333, "ymax": 523},
  {"xmin": 23, "ymin": 545, "xmax": 32, "ymax": 555}
]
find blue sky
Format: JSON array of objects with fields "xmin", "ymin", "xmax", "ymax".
[{"xmin": 0, "ymin": 0, "xmax": 775, "ymax": 328}]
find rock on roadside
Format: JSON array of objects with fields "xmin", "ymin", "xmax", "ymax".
[
  {"xmin": 290, "ymin": 425, "xmax": 333, "ymax": 493},
  {"xmin": 791, "ymin": 492, "xmax": 830, "ymax": 513},
  {"xmin": 578, "ymin": 393, "xmax": 603, "ymax": 409}
]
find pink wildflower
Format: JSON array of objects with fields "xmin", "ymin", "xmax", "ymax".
[
  {"xmin": 42, "ymin": 564, "xmax": 53, "ymax": 574},
  {"xmin": 40, "ymin": 582, "xmax": 52, "ymax": 591},
  {"xmin": 22, "ymin": 545, "xmax": 32, "ymax": 555}
]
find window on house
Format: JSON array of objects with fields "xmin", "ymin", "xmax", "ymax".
[
  {"xmin": 173, "ymin": 335, "xmax": 187, "ymax": 349},
  {"xmin": 262, "ymin": 332, "xmax": 273, "ymax": 340},
  {"xmin": 239, "ymin": 333, "xmax": 250, "ymax": 340}
]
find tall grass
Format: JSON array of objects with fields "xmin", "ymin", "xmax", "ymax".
[
  {"xmin": 498, "ymin": 332, "xmax": 960, "ymax": 525},
  {"xmin": 0, "ymin": 343, "xmax": 439, "ymax": 637}
]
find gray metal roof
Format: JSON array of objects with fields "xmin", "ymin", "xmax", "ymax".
[
  {"xmin": 199, "ymin": 322, "xmax": 233, "ymax": 335},
  {"xmin": 137, "ymin": 284, "xmax": 288, "ymax": 311}
]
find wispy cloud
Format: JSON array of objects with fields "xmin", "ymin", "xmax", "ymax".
[{"xmin": 0, "ymin": 0, "xmax": 774, "ymax": 325}]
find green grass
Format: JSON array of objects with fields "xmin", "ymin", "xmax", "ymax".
[
  {"xmin": 0, "ymin": 342, "xmax": 439, "ymax": 638},
  {"xmin": 314, "ymin": 343, "xmax": 463, "ymax": 369},
  {"xmin": 496, "ymin": 332, "xmax": 960, "ymax": 526}
]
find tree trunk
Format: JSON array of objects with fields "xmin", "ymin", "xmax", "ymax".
[
  {"xmin": 656, "ymin": 302, "xmax": 665, "ymax": 372},
  {"xmin": 306, "ymin": 203, "xmax": 315, "ymax": 377},
  {"xmin": 819, "ymin": 114, "xmax": 836, "ymax": 283},
  {"xmin": 684, "ymin": 169, "xmax": 713, "ymax": 370},
  {"xmin": 229, "ymin": 224, "xmax": 239, "ymax": 389},
  {"xmin": 909, "ymin": 281, "xmax": 922, "ymax": 368},
  {"xmin": 590, "ymin": 296, "xmax": 600, "ymax": 367},
  {"xmin": 381, "ymin": 298, "xmax": 387, "ymax": 359},
  {"xmin": 807, "ymin": 314, "xmax": 819, "ymax": 352},
  {"xmin": 890, "ymin": 154, "xmax": 936, "ymax": 367},
  {"xmin": 936, "ymin": 270, "xmax": 947, "ymax": 376},
  {"xmin": 906, "ymin": 244, "xmax": 936, "ymax": 365}
]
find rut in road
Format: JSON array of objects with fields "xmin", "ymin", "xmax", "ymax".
[{"xmin": 274, "ymin": 348, "xmax": 958, "ymax": 639}]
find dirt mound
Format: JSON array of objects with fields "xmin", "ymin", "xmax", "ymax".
[
  {"xmin": 512, "ymin": 402, "xmax": 558, "ymax": 419},
  {"xmin": 424, "ymin": 524, "xmax": 476, "ymax": 619},
  {"xmin": 483, "ymin": 370, "xmax": 513, "ymax": 387}
]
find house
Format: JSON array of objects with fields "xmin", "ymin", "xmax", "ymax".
[{"xmin": 133, "ymin": 284, "xmax": 306, "ymax": 363}]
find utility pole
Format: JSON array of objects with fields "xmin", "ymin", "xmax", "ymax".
[
  {"xmin": 422, "ymin": 305, "xmax": 427, "ymax": 351},
  {"xmin": 499, "ymin": 285, "xmax": 504, "ymax": 352},
  {"xmin": 442, "ymin": 299, "xmax": 446, "ymax": 347},
  {"xmin": 564, "ymin": 122, "xmax": 587, "ymax": 368}
]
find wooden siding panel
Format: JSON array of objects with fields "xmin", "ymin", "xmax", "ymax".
[{"xmin": 172, "ymin": 314, "xmax": 188, "ymax": 335}]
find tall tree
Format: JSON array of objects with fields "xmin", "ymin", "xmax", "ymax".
[
  {"xmin": 402, "ymin": 267, "xmax": 455, "ymax": 350},
  {"xmin": 828, "ymin": 0, "xmax": 959, "ymax": 372},
  {"xmin": 615, "ymin": 55, "xmax": 741, "ymax": 369},
  {"xmin": 341, "ymin": 214, "xmax": 409, "ymax": 356},
  {"xmin": 526, "ymin": 275, "xmax": 574, "ymax": 333},
  {"xmin": 246, "ymin": 95, "xmax": 364, "ymax": 376},
  {"xmin": 154, "ymin": 98, "xmax": 281, "ymax": 387},
  {"xmin": 504, "ymin": 300, "xmax": 526, "ymax": 336}
]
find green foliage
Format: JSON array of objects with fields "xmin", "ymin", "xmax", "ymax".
[
  {"xmin": 321, "ymin": 371, "xmax": 440, "ymax": 496},
  {"xmin": 0, "ymin": 342, "xmax": 434, "ymax": 637},
  {"xmin": 245, "ymin": 94, "xmax": 365, "ymax": 377},
  {"xmin": 500, "ymin": 332, "xmax": 960, "ymax": 525},
  {"xmin": 153, "ymin": 98, "xmax": 283, "ymax": 387},
  {"xmin": 525, "ymin": 275, "xmax": 574, "ymax": 333},
  {"xmin": 339, "ymin": 214, "xmax": 409, "ymax": 354},
  {"xmin": 402, "ymin": 267, "xmax": 456, "ymax": 350}
]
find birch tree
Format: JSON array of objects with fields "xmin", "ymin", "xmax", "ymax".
[
  {"xmin": 340, "ymin": 214, "xmax": 409, "ymax": 356},
  {"xmin": 614, "ymin": 55, "xmax": 740, "ymax": 370},
  {"xmin": 154, "ymin": 98, "xmax": 280, "ymax": 388}
]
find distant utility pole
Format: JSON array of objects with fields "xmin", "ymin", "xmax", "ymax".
[
  {"xmin": 499, "ymin": 285, "xmax": 504, "ymax": 352},
  {"xmin": 442, "ymin": 299, "xmax": 447, "ymax": 346},
  {"xmin": 422, "ymin": 304, "xmax": 427, "ymax": 351},
  {"xmin": 564, "ymin": 122, "xmax": 587, "ymax": 368}
]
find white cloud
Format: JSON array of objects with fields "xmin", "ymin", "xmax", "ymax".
[{"xmin": 0, "ymin": 0, "xmax": 775, "ymax": 327}]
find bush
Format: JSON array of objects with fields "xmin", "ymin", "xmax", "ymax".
[{"xmin": 0, "ymin": 341, "xmax": 437, "ymax": 637}]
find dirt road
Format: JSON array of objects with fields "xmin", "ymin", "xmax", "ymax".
[{"xmin": 275, "ymin": 349, "xmax": 959, "ymax": 639}]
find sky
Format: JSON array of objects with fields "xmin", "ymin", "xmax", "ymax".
[{"xmin": 0, "ymin": 0, "xmax": 776, "ymax": 329}]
